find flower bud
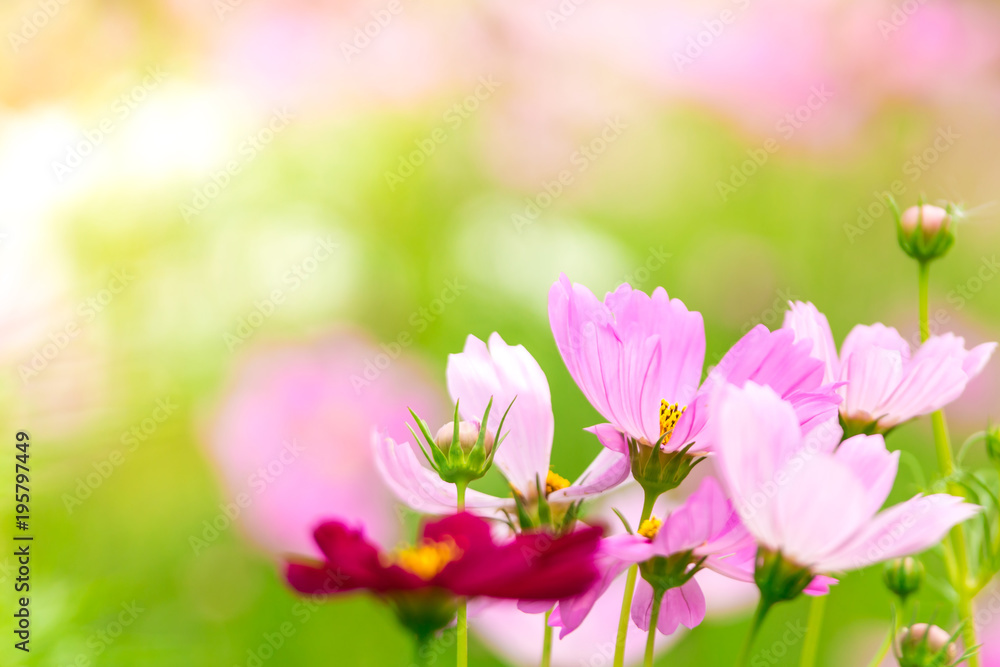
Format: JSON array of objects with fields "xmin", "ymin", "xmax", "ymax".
[
  {"xmin": 896, "ymin": 624, "xmax": 958, "ymax": 667},
  {"xmin": 901, "ymin": 205, "xmax": 950, "ymax": 239},
  {"xmin": 883, "ymin": 557, "xmax": 924, "ymax": 602},
  {"xmin": 435, "ymin": 421, "xmax": 494, "ymax": 457},
  {"xmin": 895, "ymin": 201, "xmax": 958, "ymax": 263}
]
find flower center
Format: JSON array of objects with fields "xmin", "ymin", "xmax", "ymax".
[
  {"xmin": 659, "ymin": 400, "xmax": 687, "ymax": 443},
  {"xmin": 393, "ymin": 540, "xmax": 462, "ymax": 580},
  {"xmin": 638, "ymin": 516, "xmax": 662, "ymax": 540},
  {"xmin": 545, "ymin": 470, "xmax": 571, "ymax": 496}
]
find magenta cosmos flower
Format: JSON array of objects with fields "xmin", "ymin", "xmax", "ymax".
[
  {"xmin": 374, "ymin": 332, "xmax": 632, "ymax": 514},
  {"xmin": 286, "ymin": 512, "xmax": 602, "ymax": 636},
  {"xmin": 783, "ymin": 301, "xmax": 996, "ymax": 433},
  {"xmin": 548, "ymin": 275, "xmax": 841, "ymax": 457},
  {"xmin": 713, "ymin": 381, "xmax": 978, "ymax": 577},
  {"xmin": 548, "ymin": 477, "xmax": 755, "ymax": 638}
]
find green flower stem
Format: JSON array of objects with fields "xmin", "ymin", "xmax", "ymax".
[
  {"xmin": 614, "ymin": 490, "xmax": 658, "ymax": 667},
  {"xmin": 644, "ymin": 592, "xmax": 662, "ymax": 667},
  {"xmin": 737, "ymin": 597, "xmax": 774, "ymax": 667},
  {"xmin": 456, "ymin": 481, "xmax": 468, "ymax": 667},
  {"xmin": 542, "ymin": 609, "xmax": 553, "ymax": 667},
  {"xmin": 415, "ymin": 634, "xmax": 433, "ymax": 667},
  {"xmin": 919, "ymin": 261, "xmax": 980, "ymax": 667},
  {"xmin": 799, "ymin": 595, "xmax": 826, "ymax": 667}
]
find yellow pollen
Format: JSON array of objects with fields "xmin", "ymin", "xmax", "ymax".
[
  {"xmin": 392, "ymin": 539, "xmax": 461, "ymax": 580},
  {"xmin": 546, "ymin": 470, "xmax": 571, "ymax": 496},
  {"xmin": 638, "ymin": 517, "xmax": 662, "ymax": 540},
  {"xmin": 659, "ymin": 401, "xmax": 687, "ymax": 443}
]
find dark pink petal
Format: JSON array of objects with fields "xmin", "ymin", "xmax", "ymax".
[{"xmin": 436, "ymin": 525, "xmax": 602, "ymax": 601}]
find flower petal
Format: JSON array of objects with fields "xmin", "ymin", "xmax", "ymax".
[
  {"xmin": 657, "ymin": 580, "xmax": 707, "ymax": 635},
  {"xmin": 833, "ymin": 434, "xmax": 899, "ymax": 516},
  {"xmin": 782, "ymin": 301, "xmax": 841, "ymax": 384},
  {"xmin": 551, "ymin": 447, "xmax": 632, "ymax": 502},
  {"xmin": 447, "ymin": 333, "xmax": 554, "ymax": 496},
  {"xmin": 816, "ymin": 494, "xmax": 980, "ymax": 572}
]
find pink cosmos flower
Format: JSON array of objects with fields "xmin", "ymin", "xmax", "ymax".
[
  {"xmin": 548, "ymin": 275, "xmax": 841, "ymax": 456},
  {"xmin": 207, "ymin": 331, "xmax": 445, "ymax": 558},
  {"xmin": 374, "ymin": 332, "xmax": 632, "ymax": 514},
  {"xmin": 783, "ymin": 301, "xmax": 996, "ymax": 433},
  {"xmin": 286, "ymin": 512, "xmax": 602, "ymax": 603},
  {"xmin": 550, "ymin": 477, "xmax": 754, "ymax": 638},
  {"xmin": 713, "ymin": 381, "xmax": 979, "ymax": 575}
]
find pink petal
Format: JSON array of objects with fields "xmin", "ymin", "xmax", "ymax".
[
  {"xmin": 630, "ymin": 578, "xmax": 656, "ymax": 631},
  {"xmin": 817, "ymin": 494, "xmax": 979, "ymax": 572},
  {"xmin": 551, "ymin": 448, "xmax": 631, "ymax": 503},
  {"xmin": 840, "ymin": 323, "xmax": 910, "ymax": 363},
  {"xmin": 711, "ymin": 382, "xmax": 807, "ymax": 549},
  {"xmin": 841, "ymin": 347, "xmax": 904, "ymax": 423},
  {"xmin": 447, "ymin": 333, "xmax": 553, "ymax": 496},
  {"xmin": 657, "ymin": 580, "xmax": 707, "ymax": 635},
  {"xmin": 834, "ymin": 434, "xmax": 899, "ymax": 516},
  {"xmin": 772, "ymin": 455, "xmax": 870, "ymax": 568},
  {"xmin": 782, "ymin": 301, "xmax": 841, "ymax": 385},
  {"xmin": 585, "ymin": 423, "xmax": 629, "ymax": 454},
  {"xmin": 656, "ymin": 477, "xmax": 733, "ymax": 555}
]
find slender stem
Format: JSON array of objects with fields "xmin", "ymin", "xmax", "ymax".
[
  {"xmin": 799, "ymin": 595, "xmax": 826, "ymax": 667},
  {"xmin": 919, "ymin": 261, "xmax": 980, "ymax": 667},
  {"xmin": 542, "ymin": 609, "xmax": 553, "ymax": 667},
  {"xmin": 866, "ymin": 629, "xmax": 893, "ymax": 667},
  {"xmin": 644, "ymin": 592, "xmax": 663, "ymax": 667},
  {"xmin": 455, "ymin": 481, "xmax": 468, "ymax": 667},
  {"xmin": 918, "ymin": 261, "xmax": 931, "ymax": 341},
  {"xmin": 867, "ymin": 602, "xmax": 903, "ymax": 667},
  {"xmin": 737, "ymin": 597, "xmax": 773, "ymax": 667},
  {"xmin": 613, "ymin": 490, "xmax": 658, "ymax": 667}
]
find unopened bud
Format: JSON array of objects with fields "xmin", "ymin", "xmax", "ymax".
[
  {"xmin": 897, "ymin": 624, "xmax": 958, "ymax": 666},
  {"xmin": 435, "ymin": 421, "xmax": 494, "ymax": 456},
  {"xmin": 895, "ymin": 200, "xmax": 958, "ymax": 263},
  {"xmin": 901, "ymin": 205, "xmax": 950, "ymax": 239},
  {"xmin": 883, "ymin": 557, "xmax": 924, "ymax": 601}
]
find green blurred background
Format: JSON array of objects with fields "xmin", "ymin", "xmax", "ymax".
[{"xmin": 1, "ymin": 0, "xmax": 999, "ymax": 664}]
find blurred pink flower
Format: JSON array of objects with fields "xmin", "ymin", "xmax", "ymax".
[
  {"xmin": 783, "ymin": 301, "xmax": 996, "ymax": 432},
  {"xmin": 978, "ymin": 584, "xmax": 1000, "ymax": 666},
  {"xmin": 713, "ymin": 381, "xmax": 978, "ymax": 574},
  {"xmin": 374, "ymin": 332, "xmax": 631, "ymax": 513},
  {"xmin": 207, "ymin": 330, "xmax": 445, "ymax": 559}
]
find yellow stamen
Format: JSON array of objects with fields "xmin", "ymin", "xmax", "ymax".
[
  {"xmin": 659, "ymin": 400, "xmax": 687, "ymax": 443},
  {"xmin": 638, "ymin": 517, "xmax": 662, "ymax": 540},
  {"xmin": 392, "ymin": 539, "xmax": 462, "ymax": 580},
  {"xmin": 545, "ymin": 470, "xmax": 571, "ymax": 496}
]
